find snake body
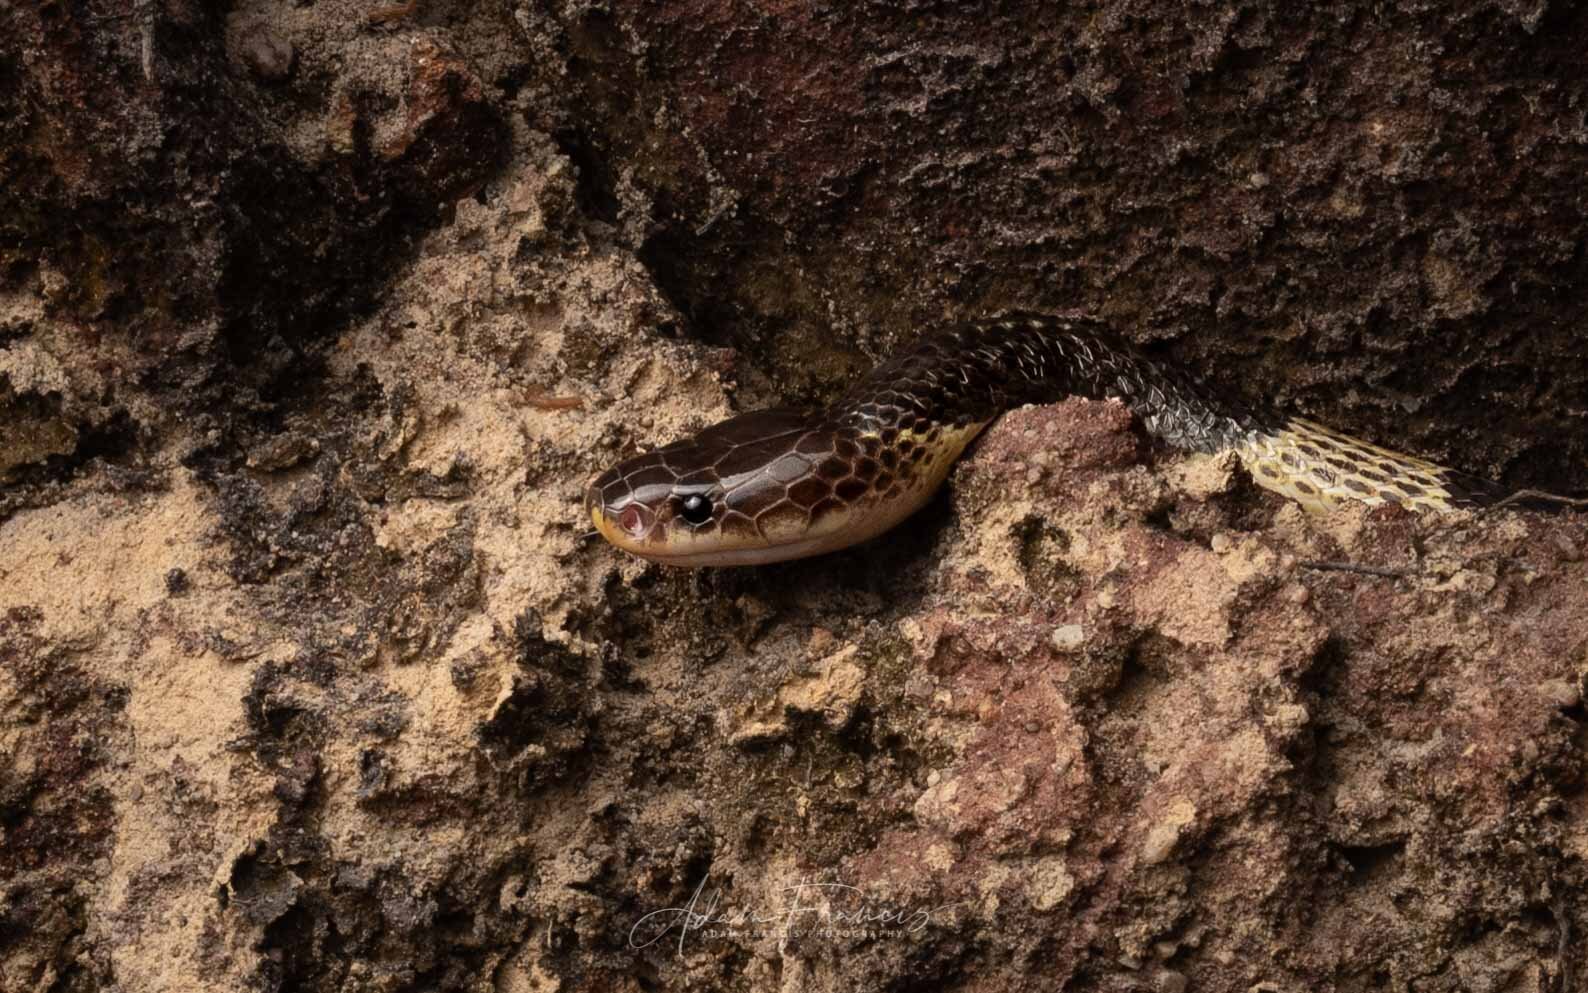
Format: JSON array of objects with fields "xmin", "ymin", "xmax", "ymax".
[{"xmin": 587, "ymin": 315, "xmax": 1502, "ymax": 566}]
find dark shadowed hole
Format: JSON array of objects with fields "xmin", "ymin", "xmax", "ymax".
[
  {"xmin": 552, "ymin": 128, "xmax": 620, "ymax": 224},
  {"xmin": 1337, "ymin": 839, "xmax": 1405, "ymax": 881},
  {"xmin": 1142, "ymin": 492, "xmax": 1174, "ymax": 529}
]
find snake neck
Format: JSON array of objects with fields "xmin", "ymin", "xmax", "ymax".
[
  {"xmin": 833, "ymin": 314, "xmax": 1257, "ymax": 451},
  {"xmin": 831, "ymin": 314, "xmax": 1499, "ymax": 513}
]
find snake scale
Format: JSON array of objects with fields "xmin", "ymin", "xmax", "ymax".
[{"xmin": 587, "ymin": 314, "xmax": 1505, "ymax": 566}]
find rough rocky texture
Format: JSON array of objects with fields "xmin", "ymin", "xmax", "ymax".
[{"xmin": 2, "ymin": 2, "xmax": 1586, "ymax": 992}]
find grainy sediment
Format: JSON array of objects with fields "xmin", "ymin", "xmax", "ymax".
[{"xmin": 2, "ymin": 3, "xmax": 1585, "ymax": 991}]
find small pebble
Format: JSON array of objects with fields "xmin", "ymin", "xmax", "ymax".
[
  {"xmin": 239, "ymin": 27, "xmax": 295, "ymax": 82},
  {"xmin": 1050, "ymin": 624, "xmax": 1085, "ymax": 650},
  {"xmin": 1157, "ymin": 971, "xmax": 1188, "ymax": 993},
  {"xmin": 807, "ymin": 627, "xmax": 835, "ymax": 655},
  {"xmin": 1537, "ymin": 679, "xmax": 1580, "ymax": 710}
]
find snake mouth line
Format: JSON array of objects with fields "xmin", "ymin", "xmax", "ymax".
[{"xmin": 588, "ymin": 498, "xmax": 857, "ymax": 566}]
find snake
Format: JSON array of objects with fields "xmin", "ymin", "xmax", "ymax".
[{"xmin": 586, "ymin": 314, "xmax": 1506, "ymax": 566}]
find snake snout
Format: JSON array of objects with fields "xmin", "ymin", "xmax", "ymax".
[
  {"xmin": 585, "ymin": 468, "xmax": 658, "ymax": 550},
  {"xmin": 584, "ymin": 471, "xmax": 619, "ymax": 530}
]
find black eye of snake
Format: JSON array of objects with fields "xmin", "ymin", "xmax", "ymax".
[{"xmin": 678, "ymin": 493, "xmax": 713, "ymax": 525}]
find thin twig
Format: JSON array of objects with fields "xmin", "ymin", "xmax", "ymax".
[
  {"xmin": 1486, "ymin": 488, "xmax": 1588, "ymax": 512},
  {"xmin": 367, "ymin": 0, "xmax": 419, "ymax": 27},
  {"xmin": 525, "ymin": 390, "xmax": 584, "ymax": 411},
  {"xmin": 1300, "ymin": 560, "xmax": 1409, "ymax": 579}
]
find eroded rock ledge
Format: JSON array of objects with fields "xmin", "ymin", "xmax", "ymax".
[{"xmin": 3, "ymin": 2, "xmax": 1586, "ymax": 992}]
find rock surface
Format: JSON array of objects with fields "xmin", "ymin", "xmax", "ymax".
[{"xmin": 2, "ymin": 3, "xmax": 1586, "ymax": 992}]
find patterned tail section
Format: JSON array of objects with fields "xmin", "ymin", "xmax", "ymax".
[
  {"xmin": 839, "ymin": 315, "xmax": 1506, "ymax": 516},
  {"xmin": 1238, "ymin": 417, "xmax": 1502, "ymax": 513}
]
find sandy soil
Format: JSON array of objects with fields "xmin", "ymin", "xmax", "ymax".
[{"xmin": 3, "ymin": 2, "xmax": 1586, "ymax": 991}]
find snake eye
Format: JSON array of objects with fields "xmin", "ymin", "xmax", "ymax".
[{"xmin": 678, "ymin": 493, "xmax": 714, "ymax": 526}]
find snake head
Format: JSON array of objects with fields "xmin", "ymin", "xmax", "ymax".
[
  {"xmin": 585, "ymin": 408, "xmax": 892, "ymax": 567},
  {"xmin": 585, "ymin": 447, "xmax": 728, "ymax": 562}
]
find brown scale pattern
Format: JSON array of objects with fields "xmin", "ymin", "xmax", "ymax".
[
  {"xmin": 588, "ymin": 315, "xmax": 1504, "ymax": 564},
  {"xmin": 589, "ymin": 407, "xmax": 921, "ymax": 548}
]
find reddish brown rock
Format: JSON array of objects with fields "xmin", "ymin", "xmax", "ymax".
[{"xmin": 3, "ymin": 4, "xmax": 1586, "ymax": 993}]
